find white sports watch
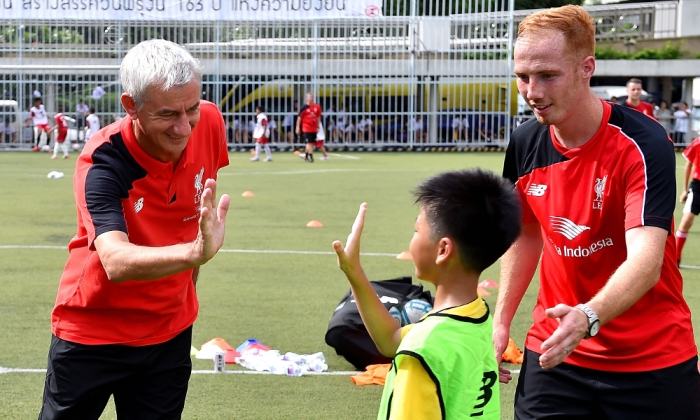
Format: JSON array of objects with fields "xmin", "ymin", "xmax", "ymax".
[{"xmin": 575, "ymin": 304, "xmax": 600, "ymax": 339}]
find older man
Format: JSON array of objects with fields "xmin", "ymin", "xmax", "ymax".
[{"xmin": 39, "ymin": 39, "xmax": 230, "ymax": 419}]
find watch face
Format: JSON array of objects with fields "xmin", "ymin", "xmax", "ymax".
[{"xmin": 589, "ymin": 320, "xmax": 601, "ymax": 337}]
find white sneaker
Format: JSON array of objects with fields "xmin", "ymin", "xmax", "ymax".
[
  {"xmin": 264, "ymin": 157, "xmax": 273, "ymax": 162},
  {"xmin": 298, "ymin": 153, "xmax": 306, "ymax": 160},
  {"xmin": 50, "ymin": 155, "xmax": 57, "ymax": 160},
  {"xmin": 250, "ymin": 156, "xmax": 260, "ymax": 162},
  {"xmin": 320, "ymin": 155, "xmax": 329, "ymax": 161}
]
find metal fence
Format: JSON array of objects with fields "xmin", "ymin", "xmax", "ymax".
[
  {"xmin": 0, "ymin": 1, "xmax": 687, "ymax": 151},
  {"xmin": 0, "ymin": 0, "xmax": 517, "ymax": 150}
]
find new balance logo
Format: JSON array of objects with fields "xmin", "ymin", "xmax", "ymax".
[
  {"xmin": 551, "ymin": 216, "xmax": 590, "ymax": 240},
  {"xmin": 527, "ymin": 184, "xmax": 548, "ymax": 196},
  {"xmin": 134, "ymin": 197, "xmax": 144, "ymax": 213}
]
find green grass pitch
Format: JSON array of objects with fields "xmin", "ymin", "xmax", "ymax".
[{"xmin": 0, "ymin": 151, "xmax": 699, "ymax": 419}]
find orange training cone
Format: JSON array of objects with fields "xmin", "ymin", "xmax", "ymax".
[
  {"xmin": 306, "ymin": 220, "xmax": 323, "ymax": 228},
  {"xmin": 242, "ymin": 191, "xmax": 255, "ymax": 197},
  {"xmin": 293, "ymin": 150, "xmax": 301, "ymax": 155},
  {"xmin": 250, "ymin": 149, "xmax": 256, "ymax": 155},
  {"xmin": 396, "ymin": 251, "xmax": 413, "ymax": 260},
  {"xmin": 477, "ymin": 286, "xmax": 490, "ymax": 297},
  {"xmin": 478, "ymin": 279, "xmax": 499, "ymax": 288}
]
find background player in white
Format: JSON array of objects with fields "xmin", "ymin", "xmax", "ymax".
[
  {"xmin": 250, "ymin": 105, "xmax": 272, "ymax": 162},
  {"xmin": 25, "ymin": 97, "xmax": 51, "ymax": 151},
  {"xmin": 85, "ymin": 107, "xmax": 101, "ymax": 141}
]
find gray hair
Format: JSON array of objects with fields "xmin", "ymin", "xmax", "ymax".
[{"xmin": 120, "ymin": 39, "xmax": 203, "ymax": 109}]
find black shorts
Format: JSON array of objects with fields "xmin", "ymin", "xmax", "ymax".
[
  {"xmin": 514, "ymin": 349, "xmax": 700, "ymax": 420},
  {"xmin": 683, "ymin": 179, "xmax": 700, "ymax": 215},
  {"xmin": 39, "ymin": 326, "xmax": 193, "ymax": 420},
  {"xmin": 303, "ymin": 132, "xmax": 317, "ymax": 143}
]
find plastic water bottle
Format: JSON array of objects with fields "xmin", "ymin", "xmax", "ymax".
[
  {"xmin": 307, "ymin": 360, "xmax": 328, "ymax": 372},
  {"xmin": 286, "ymin": 362, "xmax": 304, "ymax": 377}
]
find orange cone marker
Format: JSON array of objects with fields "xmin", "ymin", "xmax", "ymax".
[
  {"xmin": 396, "ymin": 251, "xmax": 413, "ymax": 260},
  {"xmin": 306, "ymin": 220, "xmax": 323, "ymax": 228},
  {"xmin": 242, "ymin": 191, "xmax": 255, "ymax": 197},
  {"xmin": 478, "ymin": 279, "xmax": 499, "ymax": 288},
  {"xmin": 477, "ymin": 287, "xmax": 490, "ymax": 297},
  {"xmin": 293, "ymin": 150, "xmax": 301, "ymax": 155}
]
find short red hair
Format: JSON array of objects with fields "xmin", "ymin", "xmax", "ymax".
[{"xmin": 518, "ymin": 5, "xmax": 595, "ymax": 60}]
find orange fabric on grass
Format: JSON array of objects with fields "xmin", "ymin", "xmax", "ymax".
[
  {"xmin": 503, "ymin": 338, "xmax": 524, "ymax": 364},
  {"xmin": 351, "ymin": 364, "xmax": 392, "ymax": 386}
]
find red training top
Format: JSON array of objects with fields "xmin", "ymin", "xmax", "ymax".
[
  {"xmin": 54, "ymin": 113, "xmax": 68, "ymax": 142},
  {"xmin": 52, "ymin": 101, "xmax": 229, "ymax": 346},
  {"xmin": 503, "ymin": 100, "xmax": 696, "ymax": 372},
  {"xmin": 298, "ymin": 103, "xmax": 322, "ymax": 133},
  {"xmin": 622, "ymin": 99, "xmax": 655, "ymax": 119},
  {"xmin": 682, "ymin": 137, "xmax": 700, "ymax": 181}
]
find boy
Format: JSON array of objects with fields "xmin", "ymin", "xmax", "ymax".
[
  {"xmin": 48, "ymin": 106, "xmax": 70, "ymax": 159},
  {"xmin": 85, "ymin": 107, "xmax": 100, "ymax": 141},
  {"xmin": 250, "ymin": 105, "xmax": 273, "ymax": 162},
  {"xmin": 26, "ymin": 97, "xmax": 51, "ymax": 151},
  {"xmin": 333, "ymin": 169, "xmax": 521, "ymax": 419}
]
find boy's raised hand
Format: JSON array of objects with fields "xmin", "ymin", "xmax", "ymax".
[{"xmin": 332, "ymin": 202, "xmax": 368, "ymax": 279}]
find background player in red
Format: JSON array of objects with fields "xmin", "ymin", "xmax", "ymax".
[
  {"xmin": 496, "ymin": 5, "xmax": 699, "ymax": 419},
  {"xmin": 296, "ymin": 92, "xmax": 322, "ymax": 162},
  {"xmin": 621, "ymin": 78, "xmax": 655, "ymax": 118},
  {"xmin": 25, "ymin": 97, "xmax": 51, "ymax": 151},
  {"xmin": 38, "ymin": 39, "xmax": 230, "ymax": 420},
  {"xmin": 250, "ymin": 105, "xmax": 273, "ymax": 162},
  {"xmin": 676, "ymin": 136, "xmax": 700, "ymax": 266},
  {"xmin": 48, "ymin": 106, "xmax": 70, "ymax": 159}
]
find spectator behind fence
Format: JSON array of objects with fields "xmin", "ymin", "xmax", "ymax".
[
  {"xmin": 38, "ymin": 39, "xmax": 230, "ymax": 420},
  {"xmin": 674, "ymin": 101, "xmax": 690, "ymax": 145},
  {"xmin": 497, "ymin": 5, "xmax": 700, "ymax": 420},
  {"xmin": 655, "ymin": 99, "xmax": 673, "ymax": 134},
  {"xmin": 1, "ymin": 117, "xmax": 17, "ymax": 144},
  {"xmin": 76, "ymin": 99, "xmax": 89, "ymax": 141},
  {"xmin": 333, "ymin": 170, "xmax": 521, "ymax": 420}
]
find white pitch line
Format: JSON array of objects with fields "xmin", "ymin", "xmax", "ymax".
[
  {"xmin": 0, "ymin": 366, "xmax": 522, "ymax": 376},
  {"xmin": 680, "ymin": 264, "xmax": 700, "ymax": 270},
  {"xmin": 328, "ymin": 153, "xmax": 361, "ymax": 160},
  {"xmin": 218, "ymin": 249, "xmax": 398, "ymax": 257},
  {"xmin": 0, "ymin": 245, "xmax": 400, "ymax": 258},
  {"xmin": 219, "ymin": 168, "xmax": 428, "ymax": 176}
]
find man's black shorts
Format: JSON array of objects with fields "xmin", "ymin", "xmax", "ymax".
[
  {"xmin": 683, "ymin": 179, "xmax": 700, "ymax": 215},
  {"xmin": 303, "ymin": 132, "xmax": 317, "ymax": 143},
  {"xmin": 514, "ymin": 349, "xmax": 700, "ymax": 420},
  {"xmin": 39, "ymin": 326, "xmax": 193, "ymax": 420}
]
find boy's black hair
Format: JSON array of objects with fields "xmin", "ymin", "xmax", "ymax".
[
  {"xmin": 256, "ymin": 105, "xmax": 264, "ymax": 113},
  {"xmin": 413, "ymin": 169, "xmax": 521, "ymax": 273}
]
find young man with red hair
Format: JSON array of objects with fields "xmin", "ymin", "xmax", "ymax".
[{"xmin": 496, "ymin": 5, "xmax": 700, "ymax": 419}]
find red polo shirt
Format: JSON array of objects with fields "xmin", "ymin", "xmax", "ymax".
[{"xmin": 52, "ymin": 101, "xmax": 229, "ymax": 346}]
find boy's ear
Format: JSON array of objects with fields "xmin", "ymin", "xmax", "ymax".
[{"xmin": 435, "ymin": 237, "xmax": 455, "ymax": 265}]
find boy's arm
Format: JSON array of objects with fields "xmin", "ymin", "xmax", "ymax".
[{"xmin": 333, "ymin": 203, "xmax": 403, "ymax": 357}]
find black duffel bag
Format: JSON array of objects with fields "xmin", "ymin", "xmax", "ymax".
[{"xmin": 324, "ymin": 276, "xmax": 433, "ymax": 370}]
